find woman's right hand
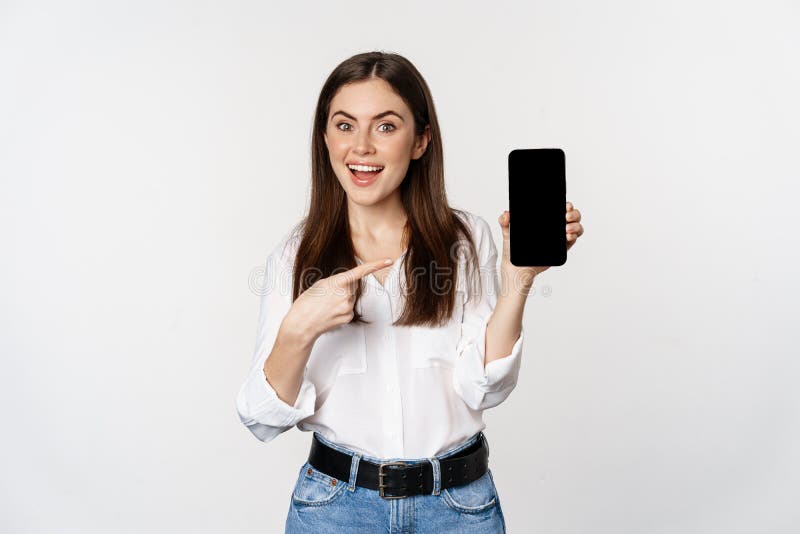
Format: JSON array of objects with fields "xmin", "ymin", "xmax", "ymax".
[{"xmin": 281, "ymin": 258, "xmax": 394, "ymax": 344}]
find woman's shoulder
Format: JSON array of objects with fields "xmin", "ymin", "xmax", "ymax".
[
  {"xmin": 452, "ymin": 208, "xmax": 493, "ymax": 248},
  {"xmin": 266, "ymin": 219, "xmax": 305, "ymax": 270}
]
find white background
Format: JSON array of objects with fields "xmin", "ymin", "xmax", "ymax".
[{"xmin": 1, "ymin": 1, "xmax": 798, "ymax": 532}]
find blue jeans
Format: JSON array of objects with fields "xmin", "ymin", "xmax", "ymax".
[{"xmin": 285, "ymin": 431, "xmax": 507, "ymax": 533}]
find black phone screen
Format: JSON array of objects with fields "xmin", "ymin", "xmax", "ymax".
[{"xmin": 508, "ymin": 148, "xmax": 567, "ymax": 267}]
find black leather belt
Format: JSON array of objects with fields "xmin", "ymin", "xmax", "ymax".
[{"xmin": 307, "ymin": 432, "xmax": 490, "ymax": 499}]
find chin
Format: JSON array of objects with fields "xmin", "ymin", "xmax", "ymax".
[{"xmin": 348, "ymin": 192, "xmax": 383, "ymax": 206}]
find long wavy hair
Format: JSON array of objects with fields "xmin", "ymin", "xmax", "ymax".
[{"xmin": 290, "ymin": 51, "xmax": 482, "ymax": 328}]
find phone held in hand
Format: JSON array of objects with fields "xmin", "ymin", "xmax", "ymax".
[{"xmin": 508, "ymin": 148, "xmax": 567, "ymax": 267}]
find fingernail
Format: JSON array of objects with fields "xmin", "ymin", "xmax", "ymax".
[{"xmin": 384, "ymin": 259, "xmax": 393, "ymax": 264}]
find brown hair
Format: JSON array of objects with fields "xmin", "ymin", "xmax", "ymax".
[{"xmin": 290, "ymin": 50, "xmax": 482, "ymax": 328}]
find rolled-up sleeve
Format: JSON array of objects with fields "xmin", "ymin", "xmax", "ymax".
[
  {"xmin": 452, "ymin": 216, "xmax": 524, "ymax": 411},
  {"xmin": 235, "ymin": 236, "xmax": 316, "ymax": 443}
]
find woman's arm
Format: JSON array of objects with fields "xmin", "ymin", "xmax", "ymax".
[
  {"xmin": 236, "ymin": 239, "xmax": 317, "ymax": 443},
  {"xmin": 451, "ymin": 214, "xmax": 525, "ymax": 411},
  {"xmin": 263, "ymin": 320, "xmax": 316, "ymax": 407},
  {"xmin": 484, "ymin": 273, "xmax": 532, "ymax": 367},
  {"xmin": 485, "ymin": 203, "xmax": 584, "ymax": 366}
]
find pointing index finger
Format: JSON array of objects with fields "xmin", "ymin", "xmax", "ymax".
[{"xmin": 333, "ymin": 258, "xmax": 394, "ymax": 287}]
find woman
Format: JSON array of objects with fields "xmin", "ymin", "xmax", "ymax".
[{"xmin": 236, "ymin": 51, "xmax": 584, "ymax": 533}]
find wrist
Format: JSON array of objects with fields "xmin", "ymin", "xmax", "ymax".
[
  {"xmin": 500, "ymin": 266, "xmax": 536, "ymax": 298},
  {"xmin": 279, "ymin": 316, "xmax": 317, "ymax": 350}
]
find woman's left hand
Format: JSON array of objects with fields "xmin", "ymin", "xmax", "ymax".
[{"xmin": 498, "ymin": 201, "xmax": 584, "ymax": 292}]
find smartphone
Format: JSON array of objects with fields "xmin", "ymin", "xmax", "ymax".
[{"xmin": 508, "ymin": 148, "xmax": 567, "ymax": 267}]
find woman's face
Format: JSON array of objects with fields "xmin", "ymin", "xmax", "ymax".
[{"xmin": 324, "ymin": 78, "xmax": 429, "ymax": 207}]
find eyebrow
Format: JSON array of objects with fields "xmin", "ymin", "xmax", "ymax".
[{"xmin": 330, "ymin": 110, "xmax": 405, "ymax": 123}]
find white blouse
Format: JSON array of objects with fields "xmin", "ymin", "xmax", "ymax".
[{"xmin": 235, "ymin": 210, "xmax": 524, "ymax": 459}]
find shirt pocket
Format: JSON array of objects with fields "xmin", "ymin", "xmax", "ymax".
[
  {"xmin": 409, "ymin": 289, "xmax": 465, "ymax": 369},
  {"xmin": 313, "ymin": 323, "xmax": 368, "ymax": 376}
]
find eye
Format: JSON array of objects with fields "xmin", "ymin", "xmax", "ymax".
[{"xmin": 334, "ymin": 122, "xmax": 396, "ymax": 133}]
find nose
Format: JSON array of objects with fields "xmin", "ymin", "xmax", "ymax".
[{"xmin": 353, "ymin": 128, "xmax": 375, "ymax": 154}]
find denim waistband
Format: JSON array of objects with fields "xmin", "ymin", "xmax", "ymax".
[{"xmin": 311, "ymin": 431, "xmax": 486, "ymax": 466}]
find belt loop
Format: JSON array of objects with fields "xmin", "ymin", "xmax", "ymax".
[
  {"xmin": 348, "ymin": 453, "xmax": 361, "ymax": 492},
  {"xmin": 428, "ymin": 457, "xmax": 441, "ymax": 496}
]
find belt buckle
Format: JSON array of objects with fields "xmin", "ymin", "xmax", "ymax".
[{"xmin": 378, "ymin": 461, "xmax": 408, "ymax": 500}]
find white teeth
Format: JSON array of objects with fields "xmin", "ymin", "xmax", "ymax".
[{"xmin": 348, "ymin": 164, "xmax": 384, "ymax": 172}]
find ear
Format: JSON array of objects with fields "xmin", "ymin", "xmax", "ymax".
[{"xmin": 411, "ymin": 125, "xmax": 431, "ymax": 160}]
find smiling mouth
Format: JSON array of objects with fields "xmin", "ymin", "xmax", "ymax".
[{"xmin": 348, "ymin": 166, "xmax": 384, "ymax": 182}]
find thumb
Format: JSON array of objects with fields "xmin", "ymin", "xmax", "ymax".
[
  {"xmin": 498, "ymin": 210, "xmax": 511, "ymax": 261},
  {"xmin": 498, "ymin": 210, "xmax": 510, "ymax": 239}
]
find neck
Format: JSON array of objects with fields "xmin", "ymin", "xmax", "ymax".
[{"xmin": 347, "ymin": 192, "xmax": 408, "ymax": 241}]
